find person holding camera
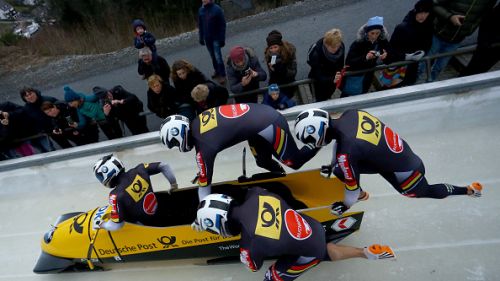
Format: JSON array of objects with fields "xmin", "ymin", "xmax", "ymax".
[
  {"xmin": 226, "ymin": 45, "xmax": 267, "ymax": 103},
  {"xmin": 264, "ymin": 30, "xmax": 297, "ymax": 98},
  {"xmin": 92, "ymin": 85, "xmax": 149, "ymax": 135},
  {"xmin": 343, "ymin": 16, "xmax": 392, "ymax": 97},
  {"xmin": 41, "ymin": 101, "xmax": 99, "ymax": 148}
]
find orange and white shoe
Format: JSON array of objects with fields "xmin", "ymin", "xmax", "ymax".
[
  {"xmin": 364, "ymin": 244, "xmax": 396, "ymax": 260},
  {"xmin": 358, "ymin": 191, "xmax": 370, "ymax": 202},
  {"xmin": 467, "ymin": 182, "xmax": 483, "ymax": 197}
]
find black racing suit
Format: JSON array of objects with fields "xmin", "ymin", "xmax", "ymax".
[
  {"xmin": 231, "ymin": 187, "xmax": 328, "ymax": 281},
  {"xmin": 109, "ymin": 162, "xmax": 172, "ymax": 227},
  {"xmin": 191, "ymin": 103, "xmax": 319, "ymax": 195},
  {"xmin": 328, "ymin": 109, "xmax": 468, "ymax": 207}
]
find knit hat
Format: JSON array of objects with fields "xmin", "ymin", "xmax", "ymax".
[
  {"xmin": 266, "ymin": 30, "xmax": 283, "ymax": 47},
  {"xmin": 64, "ymin": 86, "xmax": 81, "ymax": 103},
  {"xmin": 365, "ymin": 16, "xmax": 384, "ymax": 32},
  {"xmin": 92, "ymin": 86, "xmax": 108, "ymax": 98},
  {"xmin": 268, "ymin": 84, "xmax": 280, "ymax": 95},
  {"xmin": 229, "ymin": 46, "xmax": 246, "ymax": 62},
  {"xmin": 414, "ymin": 0, "xmax": 432, "ymax": 13}
]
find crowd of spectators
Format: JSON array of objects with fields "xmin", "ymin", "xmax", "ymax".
[{"xmin": 1, "ymin": 0, "xmax": 498, "ymax": 161}]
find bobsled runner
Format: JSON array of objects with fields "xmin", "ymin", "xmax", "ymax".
[{"xmin": 33, "ymin": 169, "xmax": 364, "ymax": 274}]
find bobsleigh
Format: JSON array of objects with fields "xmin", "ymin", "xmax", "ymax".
[{"xmin": 33, "ymin": 169, "xmax": 364, "ymax": 273}]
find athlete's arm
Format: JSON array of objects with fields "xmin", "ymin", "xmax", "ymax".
[{"xmin": 158, "ymin": 162, "xmax": 178, "ymax": 192}]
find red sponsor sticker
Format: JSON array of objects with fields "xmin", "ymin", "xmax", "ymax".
[
  {"xmin": 240, "ymin": 248, "xmax": 257, "ymax": 271},
  {"xmin": 218, "ymin": 104, "xmax": 250, "ymax": 118},
  {"xmin": 143, "ymin": 192, "xmax": 158, "ymax": 215},
  {"xmin": 384, "ymin": 126, "xmax": 404, "ymax": 153},
  {"xmin": 284, "ymin": 209, "xmax": 312, "ymax": 240}
]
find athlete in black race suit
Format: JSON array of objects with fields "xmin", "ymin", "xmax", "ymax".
[
  {"xmin": 296, "ymin": 109, "xmax": 483, "ymax": 215},
  {"xmin": 93, "ymin": 159, "xmax": 178, "ymax": 231},
  {"xmin": 190, "ymin": 103, "xmax": 319, "ymax": 198},
  {"xmin": 196, "ymin": 187, "xmax": 395, "ymax": 281}
]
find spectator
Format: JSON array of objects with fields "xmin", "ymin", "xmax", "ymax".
[
  {"xmin": 132, "ymin": 19, "xmax": 157, "ymax": 57},
  {"xmin": 92, "ymin": 85, "xmax": 149, "ymax": 135},
  {"xmin": 171, "ymin": 59, "xmax": 208, "ymax": 119},
  {"xmin": 383, "ymin": 0, "xmax": 432, "ymax": 88},
  {"xmin": 226, "ymin": 45, "xmax": 267, "ymax": 103},
  {"xmin": 0, "ymin": 102, "xmax": 37, "ymax": 159},
  {"xmin": 198, "ymin": 0, "xmax": 227, "ymax": 84},
  {"xmin": 41, "ymin": 101, "xmax": 98, "ymax": 148},
  {"xmin": 19, "ymin": 87, "xmax": 57, "ymax": 152},
  {"xmin": 137, "ymin": 47, "xmax": 171, "ymax": 84},
  {"xmin": 147, "ymin": 75, "xmax": 182, "ymax": 119},
  {"xmin": 461, "ymin": 2, "xmax": 500, "ymax": 76},
  {"xmin": 307, "ymin": 28, "xmax": 346, "ymax": 101},
  {"xmin": 264, "ymin": 30, "xmax": 297, "ymax": 98},
  {"xmin": 64, "ymin": 85, "xmax": 122, "ymax": 140},
  {"xmin": 343, "ymin": 16, "xmax": 392, "ymax": 96},
  {"xmin": 262, "ymin": 83, "xmax": 296, "ymax": 110},
  {"xmin": 421, "ymin": 0, "xmax": 496, "ymax": 82},
  {"xmin": 190, "ymin": 82, "xmax": 229, "ymax": 114}
]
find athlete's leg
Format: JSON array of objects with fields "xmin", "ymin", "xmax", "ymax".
[
  {"xmin": 380, "ymin": 163, "xmax": 480, "ymax": 198},
  {"xmin": 264, "ymin": 256, "xmax": 321, "ymax": 281},
  {"xmin": 247, "ymin": 136, "xmax": 285, "ymax": 173}
]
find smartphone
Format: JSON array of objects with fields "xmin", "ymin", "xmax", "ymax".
[
  {"xmin": 65, "ymin": 116, "xmax": 73, "ymax": 124},
  {"xmin": 244, "ymin": 68, "xmax": 252, "ymax": 76},
  {"xmin": 270, "ymin": 55, "xmax": 277, "ymax": 65}
]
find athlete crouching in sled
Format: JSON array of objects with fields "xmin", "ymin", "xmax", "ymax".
[
  {"xmin": 195, "ymin": 187, "xmax": 395, "ymax": 281},
  {"xmin": 92, "ymin": 154, "xmax": 178, "ymax": 231},
  {"xmin": 294, "ymin": 108, "xmax": 483, "ymax": 216}
]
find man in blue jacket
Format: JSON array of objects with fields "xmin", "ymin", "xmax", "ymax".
[{"xmin": 198, "ymin": 0, "xmax": 227, "ymax": 84}]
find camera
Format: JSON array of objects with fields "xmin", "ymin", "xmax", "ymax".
[
  {"xmin": 244, "ymin": 68, "xmax": 252, "ymax": 76},
  {"xmin": 65, "ymin": 116, "xmax": 74, "ymax": 125},
  {"xmin": 373, "ymin": 51, "xmax": 381, "ymax": 57}
]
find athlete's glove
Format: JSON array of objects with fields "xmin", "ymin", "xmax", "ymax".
[
  {"xmin": 320, "ymin": 164, "xmax": 334, "ymax": 179},
  {"xmin": 191, "ymin": 219, "xmax": 203, "ymax": 232},
  {"xmin": 330, "ymin": 201, "xmax": 349, "ymax": 216}
]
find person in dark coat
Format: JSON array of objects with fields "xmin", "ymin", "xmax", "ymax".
[
  {"xmin": 226, "ymin": 46, "xmax": 267, "ymax": 103},
  {"xmin": 307, "ymin": 28, "xmax": 346, "ymax": 101},
  {"xmin": 132, "ymin": 19, "xmax": 157, "ymax": 57},
  {"xmin": 41, "ymin": 101, "xmax": 98, "ymax": 148},
  {"xmin": 19, "ymin": 87, "xmax": 57, "ymax": 152},
  {"xmin": 0, "ymin": 101, "xmax": 37, "ymax": 158},
  {"xmin": 171, "ymin": 59, "xmax": 208, "ymax": 120},
  {"xmin": 461, "ymin": 2, "xmax": 500, "ymax": 76},
  {"xmin": 190, "ymin": 82, "xmax": 229, "ymax": 115},
  {"xmin": 388, "ymin": 0, "xmax": 433, "ymax": 86},
  {"xmin": 93, "ymin": 85, "xmax": 149, "ymax": 135},
  {"xmin": 343, "ymin": 16, "xmax": 393, "ymax": 96},
  {"xmin": 147, "ymin": 74, "xmax": 181, "ymax": 119},
  {"xmin": 137, "ymin": 47, "xmax": 171, "ymax": 84},
  {"xmin": 198, "ymin": 0, "xmax": 227, "ymax": 83},
  {"xmin": 262, "ymin": 84, "xmax": 296, "ymax": 111},
  {"xmin": 264, "ymin": 30, "xmax": 298, "ymax": 98}
]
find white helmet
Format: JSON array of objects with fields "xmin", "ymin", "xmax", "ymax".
[
  {"xmin": 294, "ymin": 108, "xmax": 330, "ymax": 147},
  {"xmin": 93, "ymin": 154, "xmax": 124, "ymax": 188},
  {"xmin": 159, "ymin": 115, "xmax": 192, "ymax": 152},
  {"xmin": 196, "ymin": 194, "xmax": 234, "ymax": 237}
]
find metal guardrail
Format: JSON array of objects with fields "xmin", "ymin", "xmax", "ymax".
[{"xmin": 1, "ymin": 70, "xmax": 500, "ymax": 172}]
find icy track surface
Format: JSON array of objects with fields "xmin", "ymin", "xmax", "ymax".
[{"xmin": 1, "ymin": 87, "xmax": 499, "ymax": 281}]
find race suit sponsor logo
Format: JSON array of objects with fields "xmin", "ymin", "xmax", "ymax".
[
  {"xmin": 196, "ymin": 151, "xmax": 208, "ymax": 186},
  {"xmin": 199, "ymin": 108, "xmax": 218, "ymax": 134},
  {"xmin": 337, "ymin": 154, "xmax": 358, "ymax": 190},
  {"xmin": 384, "ymin": 126, "xmax": 404, "ymax": 153},
  {"xmin": 284, "ymin": 209, "xmax": 312, "ymax": 240},
  {"xmin": 109, "ymin": 194, "xmax": 120, "ymax": 222},
  {"xmin": 219, "ymin": 104, "xmax": 250, "ymax": 118},
  {"xmin": 255, "ymin": 195, "xmax": 282, "ymax": 240},
  {"xmin": 143, "ymin": 192, "xmax": 158, "ymax": 215},
  {"xmin": 126, "ymin": 175, "xmax": 150, "ymax": 202},
  {"xmin": 356, "ymin": 111, "xmax": 381, "ymax": 146},
  {"xmin": 331, "ymin": 216, "xmax": 357, "ymax": 232},
  {"xmin": 240, "ymin": 248, "xmax": 257, "ymax": 271}
]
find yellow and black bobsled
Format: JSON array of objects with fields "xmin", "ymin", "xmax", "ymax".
[{"xmin": 33, "ymin": 169, "xmax": 364, "ymax": 273}]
